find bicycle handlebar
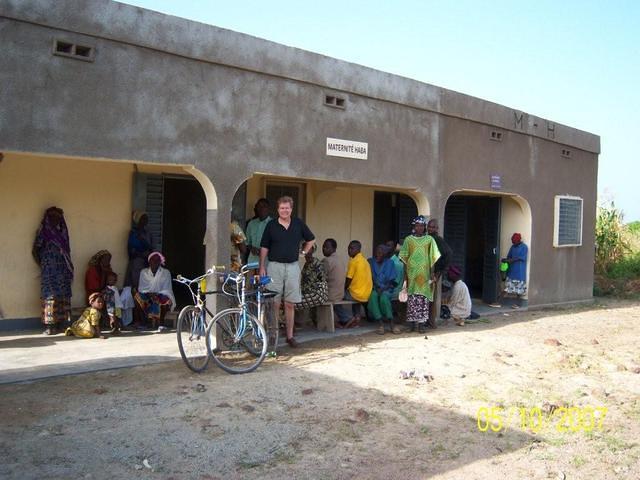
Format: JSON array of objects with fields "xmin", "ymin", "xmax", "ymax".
[
  {"xmin": 173, "ymin": 265, "xmax": 226, "ymax": 285},
  {"xmin": 241, "ymin": 262, "xmax": 259, "ymax": 273}
]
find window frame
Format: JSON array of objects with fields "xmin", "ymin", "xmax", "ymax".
[{"xmin": 553, "ymin": 195, "xmax": 583, "ymax": 248}]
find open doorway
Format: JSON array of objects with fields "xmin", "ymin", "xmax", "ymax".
[
  {"xmin": 444, "ymin": 195, "xmax": 501, "ymax": 303},
  {"xmin": 133, "ymin": 173, "xmax": 207, "ymax": 309},
  {"xmin": 373, "ymin": 192, "xmax": 418, "ymax": 254},
  {"xmin": 162, "ymin": 177, "xmax": 206, "ymax": 307},
  {"xmin": 266, "ymin": 181, "xmax": 305, "ymax": 220}
]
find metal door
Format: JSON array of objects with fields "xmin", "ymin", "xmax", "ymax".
[{"xmin": 482, "ymin": 197, "xmax": 501, "ymax": 304}]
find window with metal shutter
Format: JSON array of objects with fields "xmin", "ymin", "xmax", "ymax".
[{"xmin": 554, "ymin": 196, "xmax": 583, "ymax": 247}]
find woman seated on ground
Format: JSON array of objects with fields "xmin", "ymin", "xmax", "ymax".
[
  {"xmin": 295, "ymin": 245, "xmax": 328, "ymax": 311},
  {"xmin": 85, "ymin": 250, "xmax": 112, "ymax": 302},
  {"xmin": 65, "ymin": 293, "xmax": 106, "ymax": 339},
  {"xmin": 134, "ymin": 251, "xmax": 175, "ymax": 330},
  {"xmin": 445, "ymin": 265, "xmax": 472, "ymax": 326}
]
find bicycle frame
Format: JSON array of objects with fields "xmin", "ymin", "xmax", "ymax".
[
  {"xmin": 174, "ymin": 266, "xmax": 226, "ymax": 339},
  {"xmin": 220, "ymin": 262, "xmax": 271, "ymax": 344}
]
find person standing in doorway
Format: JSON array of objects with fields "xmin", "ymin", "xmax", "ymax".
[
  {"xmin": 399, "ymin": 216, "xmax": 441, "ymax": 334},
  {"xmin": 503, "ymin": 233, "xmax": 528, "ymax": 308},
  {"xmin": 229, "ymin": 220, "xmax": 247, "ymax": 272},
  {"xmin": 427, "ymin": 218, "xmax": 453, "ymax": 328},
  {"xmin": 245, "ymin": 198, "xmax": 272, "ymax": 267},
  {"xmin": 259, "ymin": 196, "xmax": 315, "ymax": 348},
  {"xmin": 125, "ymin": 211, "xmax": 152, "ymax": 290}
]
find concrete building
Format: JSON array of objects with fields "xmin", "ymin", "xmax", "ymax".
[{"xmin": 0, "ymin": 0, "xmax": 599, "ymax": 328}]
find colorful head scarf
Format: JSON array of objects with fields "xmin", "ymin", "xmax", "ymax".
[
  {"xmin": 411, "ymin": 215, "xmax": 428, "ymax": 226},
  {"xmin": 511, "ymin": 233, "xmax": 522, "ymax": 244},
  {"xmin": 33, "ymin": 206, "xmax": 74, "ymax": 273},
  {"xmin": 88, "ymin": 249, "xmax": 112, "ymax": 266},
  {"xmin": 448, "ymin": 265, "xmax": 462, "ymax": 278},
  {"xmin": 411, "ymin": 215, "xmax": 428, "ymax": 235},
  {"xmin": 148, "ymin": 251, "xmax": 166, "ymax": 266}
]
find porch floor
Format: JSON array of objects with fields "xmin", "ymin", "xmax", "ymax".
[{"xmin": 0, "ymin": 301, "xmax": 522, "ymax": 385}]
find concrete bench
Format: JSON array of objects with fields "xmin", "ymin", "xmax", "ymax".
[{"xmin": 315, "ymin": 300, "xmax": 360, "ymax": 333}]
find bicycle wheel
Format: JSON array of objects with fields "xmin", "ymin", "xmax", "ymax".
[
  {"xmin": 263, "ymin": 296, "xmax": 279, "ymax": 354},
  {"xmin": 176, "ymin": 305, "xmax": 210, "ymax": 373},
  {"xmin": 247, "ymin": 295, "xmax": 278, "ymax": 354},
  {"xmin": 206, "ymin": 307, "xmax": 267, "ymax": 374}
]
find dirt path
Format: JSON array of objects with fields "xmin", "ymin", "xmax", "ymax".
[{"xmin": 1, "ymin": 299, "xmax": 639, "ymax": 479}]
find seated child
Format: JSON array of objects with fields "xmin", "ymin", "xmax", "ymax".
[
  {"xmin": 102, "ymin": 271, "xmax": 123, "ymax": 333},
  {"xmin": 65, "ymin": 292, "xmax": 107, "ymax": 339}
]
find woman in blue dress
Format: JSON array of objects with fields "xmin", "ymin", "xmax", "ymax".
[
  {"xmin": 125, "ymin": 210, "xmax": 153, "ymax": 290},
  {"xmin": 503, "ymin": 232, "xmax": 528, "ymax": 308}
]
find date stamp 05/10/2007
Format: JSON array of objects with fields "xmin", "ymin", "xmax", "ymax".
[{"xmin": 476, "ymin": 406, "xmax": 608, "ymax": 434}]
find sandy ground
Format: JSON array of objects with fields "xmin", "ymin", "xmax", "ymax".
[{"xmin": 1, "ymin": 299, "xmax": 639, "ymax": 480}]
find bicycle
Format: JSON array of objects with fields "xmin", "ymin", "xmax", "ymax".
[
  {"xmin": 173, "ymin": 266, "xmax": 226, "ymax": 373},
  {"xmin": 205, "ymin": 262, "xmax": 274, "ymax": 374},
  {"xmin": 247, "ymin": 276, "xmax": 279, "ymax": 356}
]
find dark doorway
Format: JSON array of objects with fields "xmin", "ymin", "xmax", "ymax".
[
  {"xmin": 373, "ymin": 192, "xmax": 418, "ymax": 255},
  {"xmin": 162, "ymin": 177, "xmax": 207, "ymax": 309},
  {"xmin": 444, "ymin": 195, "xmax": 501, "ymax": 303},
  {"xmin": 266, "ymin": 182, "xmax": 305, "ymax": 220}
]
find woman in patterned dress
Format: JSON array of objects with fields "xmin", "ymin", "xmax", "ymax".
[
  {"xmin": 399, "ymin": 215, "xmax": 441, "ymax": 334},
  {"xmin": 134, "ymin": 251, "xmax": 175, "ymax": 329},
  {"xmin": 32, "ymin": 206, "xmax": 74, "ymax": 335},
  {"xmin": 295, "ymin": 245, "xmax": 328, "ymax": 310}
]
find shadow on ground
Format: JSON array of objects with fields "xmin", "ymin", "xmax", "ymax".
[{"xmin": 0, "ymin": 355, "xmax": 537, "ymax": 480}]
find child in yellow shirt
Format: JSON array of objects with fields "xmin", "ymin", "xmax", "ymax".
[{"xmin": 65, "ymin": 293, "xmax": 106, "ymax": 339}]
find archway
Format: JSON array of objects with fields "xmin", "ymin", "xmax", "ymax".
[
  {"xmin": 132, "ymin": 165, "xmax": 217, "ymax": 309},
  {"xmin": 444, "ymin": 190, "xmax": 532, "ymax": 304}
]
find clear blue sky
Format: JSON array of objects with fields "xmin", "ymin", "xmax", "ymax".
[{"xmin": 126, "ymin": 0, "xmax": 639, "ymax": 222}]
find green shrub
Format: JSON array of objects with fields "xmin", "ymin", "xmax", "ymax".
[
  {"xmin": 627, "ymin": 221, "xmax": 640, "ymax": 235},
  {"xmin": 595, "ymin": 203, "xmax": 629, "ymax": 274},
  {"xmin": 607, "ymin": 251, "xmax": 640, "ymax": 279}
]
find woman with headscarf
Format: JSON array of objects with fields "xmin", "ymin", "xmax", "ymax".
[
  {"xmin": 134, "ymin": 251, "xmax": 175, "ymax": 330},
  {"xmin": 32, "ymin": 206, "xmax": 74, "ymax": 335},
  {"xmin": 84, "ymin": 249, "xmax": 112, "ymax": 302},
  {"xmin": 125, "ymin": 210, "xmax": 153, "ymax": 289},
  {"xmin": 399, "ymin": 215, "xmax": 441, "ymax": 334},
  {"xmin": 503, "ymin": 233, "xmax": 528, "ymax": 308},
  {"xmin": 295, "ymin": 244, "xmax": 328, "ymax": 311}
]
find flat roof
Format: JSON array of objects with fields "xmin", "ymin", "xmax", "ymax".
[{"xmin": 1, "ymin": 0, "xmax": 600, "ymax": 153}]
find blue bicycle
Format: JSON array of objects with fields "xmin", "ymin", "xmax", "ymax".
[
  {"xmin": 173, "ymin": 266, "xmax": 225, "ymax": 373},
  {"xmin": 205, "ymin": 262, "xmax": 273, "ymax": 374}
]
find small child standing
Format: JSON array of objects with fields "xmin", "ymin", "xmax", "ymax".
[
  {"xmin": 65, "ymin": 292, "xmax": 106, "ymax": 339},
  {"xmin": 102, "ymin": 271, "xmax": 123, "ymax": 334}
]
